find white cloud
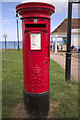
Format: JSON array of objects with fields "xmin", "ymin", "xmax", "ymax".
[
  {"xmin": 73, "ymin": 3, "xmax": 79, "ymax": 14},
  {"xmin": 10, "ymin": 7, "xmax": 15, "ymax": 11},
  {"xmin": 0, "ymin": 0, "xmax": 68, "ymax": 2},
  {"xmin": 3, "ymin": 19, "xmax": 10, "ymax": 24},
  {"xmin": 52, "ymin": 1, "xmax": 79, "ymax": 15},
  {"xmin": 52, "ymin": 2, "xmax": 68, "ymax": 14},
  {"xmin": 22, "ymin": 0, "xmax": 79, "ymax": 15},
  {"xmin": 2, "ymin": 19, "xmax": 16, "ymax": 24},
  {"xmin": 22, "ymin": 0, "xmax": 68, "ymax": 3},
  {"xmin": 0, "ymin": 0, "xmax": 22, "ymax": 2},
  {"xmin": 72, "ymin": 0, "xmax": 80, "ymax": 2}
]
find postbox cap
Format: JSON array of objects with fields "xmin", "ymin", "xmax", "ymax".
[{"xmin": 16, "ymin": 2, "xmax": 55, "ymax": 19}]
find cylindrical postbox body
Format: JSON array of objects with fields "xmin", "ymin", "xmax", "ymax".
[{"xmin": 16, "ymin": 2, "xmax": 55, "ymax": 118}]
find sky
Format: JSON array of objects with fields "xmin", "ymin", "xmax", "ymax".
[{"xmin": 0, "ymin": 0, "xmax": 79, "ymax": 41}]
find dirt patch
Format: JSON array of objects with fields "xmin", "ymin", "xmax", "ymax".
[
  {"xmin": 11, "ymin": 100, "xmax": 59, "ymax": 118},
  {"xmin": 48, "ymin": 100, "xmax": 60, "ymax": 118},
  {"xmin": 11, "ymin": 101, "xmax": 24, "ymax": 118}
]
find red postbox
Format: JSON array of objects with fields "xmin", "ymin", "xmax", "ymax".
[{"xmin": 16, "ymin": 2, "xmax": 55, "ymax": 118}]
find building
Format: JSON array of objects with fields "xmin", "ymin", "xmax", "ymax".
[{"xmin": 51, "ymin": 18, "xmax": 80, "ymax": 52}]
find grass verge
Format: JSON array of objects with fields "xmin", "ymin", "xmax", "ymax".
[{"xmin": 2, "ymin": 50, "xmax": 79, "ymax": 118}]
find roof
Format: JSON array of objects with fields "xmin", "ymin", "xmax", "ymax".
[{"xmin": 51, "ymin": 18, "xmax": 80, "ymax": 34}]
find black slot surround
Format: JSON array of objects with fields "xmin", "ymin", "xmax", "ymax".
[{"xmin": 25, "ymin": 24, "xmax": 46, "ymax": 28}]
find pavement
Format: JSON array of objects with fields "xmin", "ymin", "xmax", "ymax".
[{"xmin": 50, "ymin": 52, "xmax": 80, "ymax": 82}]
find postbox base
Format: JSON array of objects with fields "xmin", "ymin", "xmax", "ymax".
[{"xmin": 23, "ymin": 89, "xmax": 50, "ymax": 118}]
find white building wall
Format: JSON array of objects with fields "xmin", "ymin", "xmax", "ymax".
[
  {"xmin": 51, "ymin": 33, "xmax": 80, "ymax": 51},
  {"xmin": 73, "ymin": 34, "xmax": 80, "ymax": 49},
  {"xmin": 71, "ymin": 35, "xmax": 74, "ymax": 46}
]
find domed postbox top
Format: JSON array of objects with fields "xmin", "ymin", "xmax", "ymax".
[{"xmin": 16, "ymin": 2, "xmax": 55, "ymax": 19}]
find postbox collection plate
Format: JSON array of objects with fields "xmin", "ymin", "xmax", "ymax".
[{"xmin": 30, "ymin": 33, "xmax": 41, "ymax": 50}]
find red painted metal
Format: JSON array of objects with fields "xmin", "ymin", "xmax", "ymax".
[{"xmin": 16, "ymin": 2, "xmax": 55, "ymax": 94}]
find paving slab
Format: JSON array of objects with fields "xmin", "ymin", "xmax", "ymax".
[{"xmin": 50, "ymin": 52, "xmax": 80, "ymax": 82}]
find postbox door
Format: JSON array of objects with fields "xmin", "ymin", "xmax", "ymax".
[
  {"xmin": 30, "ymin": 31, "xmax": 49, "ymax": 93},
  {"xmin": 23, "ymin": 23, "xmax": 50, "ymax": 94}
]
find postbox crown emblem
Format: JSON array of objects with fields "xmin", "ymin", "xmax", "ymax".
[{"xmin": 32, "ymin": 65, "xmax": 41, "ymax": 75}]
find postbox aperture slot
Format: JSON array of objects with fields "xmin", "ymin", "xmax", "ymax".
[{"xmin": 25, "ymin": 24, "xmax": 46, "ymax": 28}]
